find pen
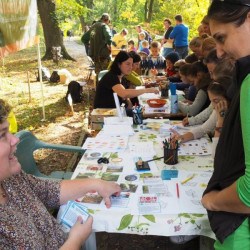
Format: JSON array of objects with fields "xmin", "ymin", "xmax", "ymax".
[
  {"xmin": 176, "ymin": 183, "xmax": 180, "ymax": 198},
  {"xmin": 181, "ymin": 174, "xmax": 197, "ymax": 184}
]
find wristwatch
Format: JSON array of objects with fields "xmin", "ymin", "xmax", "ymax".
[
  {"xmin": 219, "ymin": 110, "xmax": 227, "ymax": 118},
  {"xmin": 215, "ymin": 126, "xmax": 223, "ymax": 133}
]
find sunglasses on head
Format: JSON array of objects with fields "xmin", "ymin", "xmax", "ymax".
[{"xmin": 215, "ymin": 0, "xmax": 250, "ymax": 8}]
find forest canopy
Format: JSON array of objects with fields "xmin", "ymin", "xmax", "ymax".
[{"xmin": 55, "ymin": 0, "xmax": 210, "ymax": 40}]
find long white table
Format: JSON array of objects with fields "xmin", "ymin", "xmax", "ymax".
[{"xmin": 58, "ymin": 122, "xmax": 215, "ymax": 249}]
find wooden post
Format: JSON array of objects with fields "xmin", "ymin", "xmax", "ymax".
[{"xmin": 27, "ymin": 71, "xmax": 31, "ymax": 103}]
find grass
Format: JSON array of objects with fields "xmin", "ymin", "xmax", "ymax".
[{"xmin": 0, "ymin": 38, "xmax": 90, "ymax": 132}]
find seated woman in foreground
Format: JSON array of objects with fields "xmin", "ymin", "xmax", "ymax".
[
  {"xmin": 0, "ymin": 99, "xmax": 121, "ymax": 249},
  {"xmin": 94, "ymin": 51, "xmax": 158, "ymax": 111}
]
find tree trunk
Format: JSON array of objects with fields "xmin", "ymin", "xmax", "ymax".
[
  {"xmin": 78, "ymin": 0, "xmax": 94, "ymax": 32},
  {"xmin": 37, "ymin": 0, "xmax": 75, "ymax": 61},
  {"xmin": 79, "ymin": 16, "xmax": 85, "ymax": 32},
  {"xmin": 144, "ymin": 0, "xmax": 154, "ymax": 23}
]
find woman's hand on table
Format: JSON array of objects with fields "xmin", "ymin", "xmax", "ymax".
[
  {"xmin": 96, "ymin": 180, "xmax": 121, "ymax": 208},
  {"xmin": 62, "ymin": 216, "xmax": 93, "ymax": 249}
]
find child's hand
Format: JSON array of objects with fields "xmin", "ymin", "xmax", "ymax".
[
  {"xmin": 151, "ymin": 67, "xmax": 158, "ymax": 76},
  {"xmin": 182, "ymin": 117, "xmax": 189, "ymax": 126}
]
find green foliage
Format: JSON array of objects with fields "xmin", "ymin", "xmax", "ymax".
[{"xmin": 54, "ymin": 0, "xmax": 210, "ymax": 40}]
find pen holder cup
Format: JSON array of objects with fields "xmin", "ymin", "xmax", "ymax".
[
  {"xmin": 164, "ymin": 148, "xmax": 178, "ymax": 165},
  {"xmin": 161, "ymin": 85, "xmax": 169, "ymax": 98},
  {"xmin": 133, "ymin": 111, "xmax": 143, "ymax": 125}
]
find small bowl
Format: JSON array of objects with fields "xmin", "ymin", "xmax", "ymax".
[{"xmin": 147, "ymin": 99, "xmax": 166, "ymax": 108}]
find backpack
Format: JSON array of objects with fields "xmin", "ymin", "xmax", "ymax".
[
  {"xmin": 36, "ymin": 67, "xmax": 50, "ymax": 81},
  {"xmin": 65, "ymin": 81, "xmax": 83, "ymax": 103},
  {"xmin": 50, "ymin": 70, "xmax": 60, "ymax": 83}
]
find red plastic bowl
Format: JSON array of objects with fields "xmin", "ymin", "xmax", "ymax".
[{"xmin": 147, "ymin": 99, "xmax": 166, "ymax": 108}]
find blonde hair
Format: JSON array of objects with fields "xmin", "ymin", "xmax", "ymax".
[
  {"xmin": 142, "ymin": 40, "xmax": 149, "ymax": 48},
  {"xmin": 139, "ymin": 32, "xmax": 146, "ymax": 39},
  {"xmin": 189, "ymin": 34, "xmax": 209, "ymax": 48},
  {"xmin": 202, "ymin": 37, "xmax": 216, "ymax": 53},
  {"xmin": 174, "ymin": 59, "xmax": 186, "ymax": 67}
]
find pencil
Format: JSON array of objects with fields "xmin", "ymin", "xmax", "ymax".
[
  {"xmin": 164, "ymin": 154, "xmax": 174, "ymax": 164},
  {"xmin": 181, "ymin": 174, "xmax": 197, "ymax": 184},
  {"xmin": 176, "ymin": 183, "xmax": 180, "ymax": 198},
  {"xmin": 146, "ymin": 156, "xmax": 164, "ymax": 163}
]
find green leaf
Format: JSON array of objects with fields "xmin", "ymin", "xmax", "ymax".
[
  {"xmin": 190, "ymin": 220, "xmax": 195, "ymax": 224},
  {"xmin": 143, "ymin": 215, "xmax": 156, "ymax": 223},
  {"xmin": 117, "ymin": 214, "xmax": 134, "ymax": 231},
  {"xmin": 180, "ymin": 213, "xmax": 191, "ymax": 218},
  {"xmin": 192, "ymin": 214, "xmax": 204, "ymax": 217},
  {"xmin": 87, "ymin": 209, "xmax": 95, "ymax": 214}
]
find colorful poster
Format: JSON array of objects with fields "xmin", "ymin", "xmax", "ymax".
[{"xmin": 0, "ymin": 0, "xmax": 39, "ymax": 57}]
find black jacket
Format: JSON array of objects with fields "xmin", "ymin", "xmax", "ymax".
[{"xmin": 203, "ymin": 55, "xmax": 250, "ymax": 243}]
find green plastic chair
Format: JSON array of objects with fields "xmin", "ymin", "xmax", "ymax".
[
  {"xmin": 98, "ymin": 70, "xmax": 108, "ymax": 82},
  {"xmin": 15, "ymin": 130, "xmax": 85, "ymax": 180}
]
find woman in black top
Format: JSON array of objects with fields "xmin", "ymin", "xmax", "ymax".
[{"xmin": 94, "ymin": 51, "xmax": 158, "ymax": 111}]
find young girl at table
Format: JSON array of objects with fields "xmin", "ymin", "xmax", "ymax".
[
  {"xmin": 182, "ymin": 53, "xmax": 232, "ymax": 127},
  {"xmin": 128, "ymin": 40, "xmax": 137, "ymax": 52},
  {"xmin": 171, "ymin": 75, "xmax": 232, "ymax": 145},
  {"xmin": 0, "ymin": 100, "xmax": 121, "ymax": 249},
  {"xmin": 178, "ymin": 61, "xmax": 211, "ymax": 116}
]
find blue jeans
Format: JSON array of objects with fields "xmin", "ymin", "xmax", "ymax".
[
  {"xmin": 175, "ymin": 46, "xmax": 188, "ymax": 59},
  {"xmin": 162, "ymin": 47, "xmax": 173, "ymax": 57}
]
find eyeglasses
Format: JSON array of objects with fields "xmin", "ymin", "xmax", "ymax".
[{"xmin": 216, "ymin": 0, "xmax": 250, "ymax": 8}]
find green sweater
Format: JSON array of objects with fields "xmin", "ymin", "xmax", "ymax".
[
  {"xmin": 237, "ymin": 74, "xmax": 250, "ymax": 206},
  {"xmin": 81, "ymin": 21, "xmax": 112, "ymax": 60},
  {"xmin": 107, "ymin": 61, "xmax": 142, "ymax": 86}
]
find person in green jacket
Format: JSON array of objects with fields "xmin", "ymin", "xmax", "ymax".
[{"xmin": 81, "ymin": 13, "xmax": 112, "ymax": 76}]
